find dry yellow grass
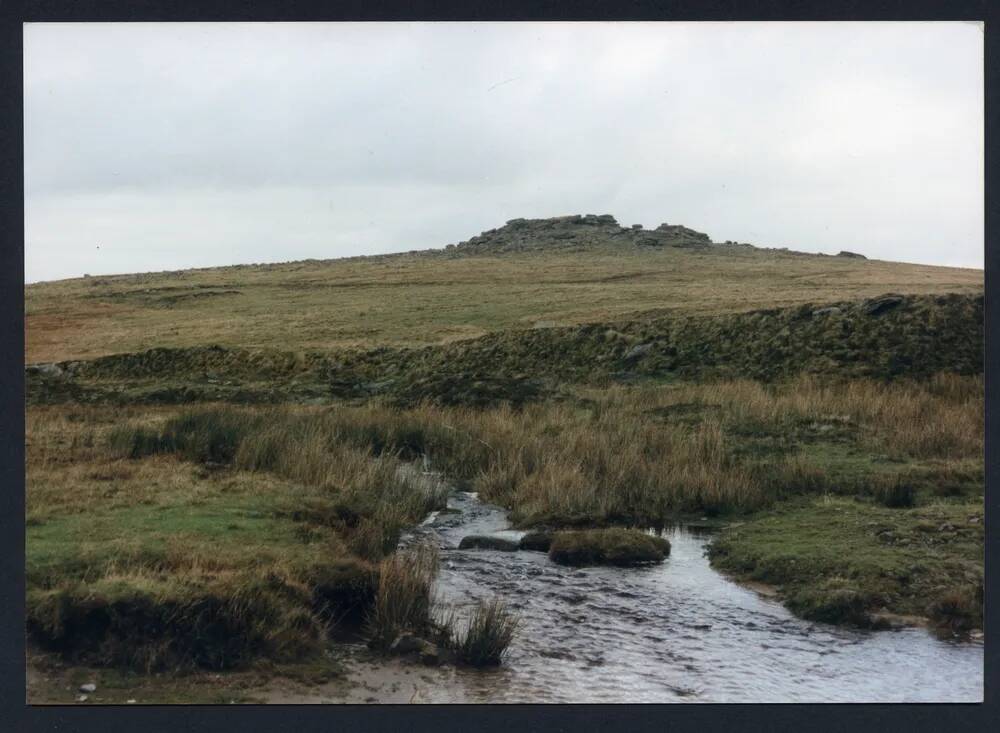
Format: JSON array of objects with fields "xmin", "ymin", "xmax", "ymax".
[{"xmin": 25, "ymin": 245, "xmax": 982, "ymax": 363}]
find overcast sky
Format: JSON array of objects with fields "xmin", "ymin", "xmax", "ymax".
[{"xmin": 24, "ymin": 21, "xmax": 983, "ymax": 283}]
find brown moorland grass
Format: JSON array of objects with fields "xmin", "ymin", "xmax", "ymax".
[
  {"xmin": 25, "ymin": 406, "xmax": 447, "ymax": 670},
  {"xmin": 25, "ymin": 243, "xmax": 982, "ymax": 363},
  {"xmin": 365, "ymin": 543, "xmax": 440, "ymax": 651},
  {"xmin": 26, "ymin": 371, "xmax": 983, "ymax": 666}
]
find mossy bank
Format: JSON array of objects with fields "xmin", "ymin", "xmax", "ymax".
[
  {"xmin": 709, "ymin": 497, "xmax": 984, "ymax": 632},
  {"xmin": 27, "ymin": 293, "xmax": 983, "ymax": 408}
]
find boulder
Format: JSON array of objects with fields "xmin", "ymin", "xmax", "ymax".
[
  {"xmin": 30, "ymin": 363, "xmax": 64, "ymax": 379},
  {"xmin": 837, "ymin": 250, "xmax": 867, "ymax": 259},
  {"xmin": 519, "ymin": 531, "xmax": 554, "ymax": 552},
  {"xmin": 813, "ymin": 306, "xmax": 842, "ymax": 317},
  {"xmin": 458, "ymin": 535, "xmax": 520, "ymax": 552},
  {"xmin": 864, "ymin": 295, "xmax": 904, "ymax": 316}
]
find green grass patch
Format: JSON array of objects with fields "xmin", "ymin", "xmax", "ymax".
[
  {"xmin": 548, "ymin": 528, "xmax": 671, "ymax": 566},
  {"xmin": 708, "ymin": 496, "xmax": 984, "ymax": 628}
]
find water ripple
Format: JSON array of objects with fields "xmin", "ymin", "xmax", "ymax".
[{"xmin": 373, "ymin": 489, "xmax": 982, "ymax": 703}]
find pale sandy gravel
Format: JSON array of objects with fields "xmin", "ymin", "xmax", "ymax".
[{"xmin": 256, "ymin": 656, "xmax": 476, "ymax": 705}]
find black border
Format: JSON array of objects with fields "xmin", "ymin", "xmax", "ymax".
[{"xmin": 2, "ymin": 2, "xmax": 995, "ymax": 732}]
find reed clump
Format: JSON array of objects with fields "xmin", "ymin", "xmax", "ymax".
[
  {"xmin": 365, "ymin": 543, "xmax": 439, "ymax": 651},
  {"xmin": 447, "ymin": 598, "xmax": 520, "ymax": 667}
]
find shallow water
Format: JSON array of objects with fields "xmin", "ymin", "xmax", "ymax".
[{"xmin": 332, "ymin": 486, "xmax": 983, "ymax": 703}]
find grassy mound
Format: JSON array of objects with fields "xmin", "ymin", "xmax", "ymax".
[
  {"xmin": 548, "ymin": 528, "xmax": 670, "ymax": 566},
  {"xmin": 27, "ymin": 572, "xmax": 335, "ymax": 671},
  {"xmin": 708, "ymin": 496, "xmax": 984, "ymax": 628},
  {"xmin": 25, "ymin": 405, "xmax": 455, "ymax": 670}
]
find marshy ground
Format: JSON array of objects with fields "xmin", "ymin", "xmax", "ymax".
[{"xmin": 24, "ymin": 217, "xmax": 984, "ymax": 703}]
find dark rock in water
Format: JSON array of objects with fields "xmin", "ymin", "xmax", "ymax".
[
  {"xmin": 519, "ymin": 531, "xmax": 554, "ymax": 552},
  {"xmin": 837, "ymin": 250, "xmax": 867, "ymax": 259},
  {"xmin": 458, "ymin": 535, "xmax": 520, "ymax": 552},
  {"xmin": 864, "ymin": 294, "xmax": 904, "ymax": 316}
]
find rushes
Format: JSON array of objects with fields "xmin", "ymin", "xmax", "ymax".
[
  {"xmin": 364, "ymin": 546, "xmax": 520, "ymax": 666},
  {"xmin": 365, "ymin": 543, "xmax": 439, "ymax": 651},
  {"xmin": 447, "ymin": 598, "xmax": 519, "ymax": 667}
]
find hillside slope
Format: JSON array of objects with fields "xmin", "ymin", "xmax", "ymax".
[{"xmin": 25, "ymin": 215, "xmax": 982, "ymax": 363}]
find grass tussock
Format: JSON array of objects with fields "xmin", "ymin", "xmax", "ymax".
[
  {"xmin": 27, "ymin": 570, "xmax": 328, "ymax": 671},
  {"xmin": 548, "ymin": 528, "xmax": 670, "ymax": 566},
  {"xmin": 447, "ymin": 598, "xmax": 519, "ymax": 667},
  {"xmin": 926, "ymin": 584, "xmax": 983, "ymax": 633},
  {"xmin": 365, "ymin": 543, "xmax": 439, "ymax": 651},
  {"xmin": 871, "ymin": 475, "xmax": 916, "ymax": 508}
]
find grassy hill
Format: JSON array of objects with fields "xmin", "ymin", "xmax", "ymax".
[
  {"xmin": 25, "ymin": 215, "xmax": 985, "ymax": 692},
  {"xmin": 25, "ymin": 215, "xmax": 981, "ymax": 363}
]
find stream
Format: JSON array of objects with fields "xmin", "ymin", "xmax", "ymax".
[{"xmin": 306, "ymin": 482, "xmax": 983, "ymax": 704}]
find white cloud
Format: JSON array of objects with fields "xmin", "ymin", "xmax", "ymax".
[{"xmin": 24, "ymin": 21, "xmax": 983, "ymax": 282}]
